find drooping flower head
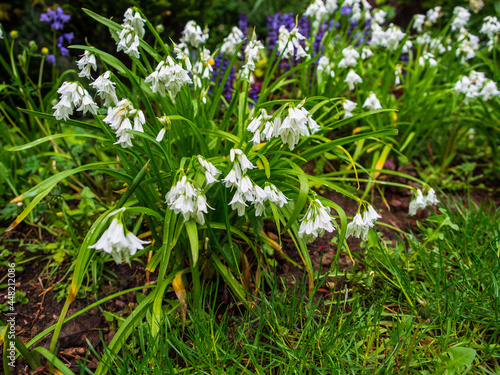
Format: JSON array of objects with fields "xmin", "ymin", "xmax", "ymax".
[
  {"xmin": 298, "ymin": 199, "xmax": 335, "ymax": 243},
  {"xmin": 89, "ymin": 211, "xmax": 150, "ymax": 264},
  {"xmin": 145, "ymin": 56, "xmax": 192, "ymax": 98}
]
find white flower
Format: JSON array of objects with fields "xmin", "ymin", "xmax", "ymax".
[
  {"xmin": 371, "ymin": 9, "xmax": 386, "ymax": 25},
  {"xmin": 363, "ymin": 93, "xmax": 382, "ymax": 110},
  {"xmin": 338, "ymin": 46, "xmax": 360, "ymax": 69},
  {"xmin": 117, "ymin": 24, "xmax": 141, "ymax": 59},
  {"xmin": 409, "ymin": 189, "xmax": 426, "ymax": 215},
  {"xmin": 480, "ymin": 16, "xmax": 500, "ymax": 38},
  {"xmin": 409, "ymin": 188, "xmax": 438, "ymax": 215},
  {"xmin": 453, "ymin": 70, "xmax": 496, "ymax": 103},
  {"xmin": 385, "ymin": 24, "xmax": 406, "ymax": 51},
  {"xmin": 362, "ymin": 205, "xmax": 381, "ymax": 228},
  {"xmin": 480, "ymin": 80, "xmax": 500, "ymax": 101},
  {"xmin": 241, "ymin": 39, "xmax": 264, "ymax": 78},
  {"xmin": 401, "ymin": 40, "xmax": 413, "ymax": 54},
  {"xmin": 456, "ymin": 32, "xmax": 479, "ymax": 61},
  {"xmin": 325, "ymin": 0, "xmax": 338, "ymax": 14},
  {"xmin": 103, "ymin": 99, "xmax": 144, "ymax": 148},
  {"xmin": 76, "ymin": 50, "xmax": 97, "ymax": 79},
  {"xmin": 361, "ymin": 47, "xmax": 373, "ymax": 60},
  {"xmin": 344, "ymin": 69, "xmax": 362, "ymax": 91},
  {"xmin": 123, "ymin": 8, "xmax": 145, "ymax": 38},
  {"xmin": 221, "ymin": 26, "xmax": 244, "ymax": 56},
  {"xmin": 394, "ymin": 65, "xmax": 402, "ymax": 85},
  {"xmin": 198, "ymin": 156, "xmax": 221, "ymax": 185},
  {"xmin": 53, "ymin": 82, "xmax": 97, "ymax": 120},
  {"xmin": 277, "ymin": 105, "xmax": 319, "ymax": 150},
  {"xmin": 318, "ymin": 56, "xmax": 335, "ymax": 78},
  {"xmin": 90, "ymin": 71, "xmax": 118, "ymax": 107},
  {"xmin": 305, "ymin": 0, "xmax": 328, "ymax": 27},
  {"xmin": 298, "ymin": 199, "xmax": 335, "ymax": 243},
  {"xmin": 230, "ymin": 148, "xmax": 255, "ymax": 174},
  {"xmin": 451, "ymin": 7, "xmax": 470, "ymax": 32},
  {"xmin": 419, "ymin": 52, "xmax": 437, "ymax": 67},
  {"xmin": 165, "ymin": 176, "xmax": 212, "ymax": 224},
  {"xmin": 413, "ymin": 14, "xmax": 425, "ymax": 33},
  {"xmin": 145, "ymin": 56, "xmax": 192, "ymax": 98},
  {"xmin": 193, "ymin": 47, "xmax": 214, "ymax": 87},
  {"xmin": 343, "ymin": 100, "xmax": 357, "ymax": 118},
  {"xmin": 53, "ymin": 82, "xmax": 79, "ymax": 120},
  {"xmin": 346, "ymin": 213, "xmax": 369, "ymax": 240},
  {"xmin": 426, "ymin": 6, "xmax": 441, "ymax": 25},
  {"xmin": 277, "ymin": 25, "xmax": 310, "ymax": 60},
  {"xmin": 89, "ymin": 218, "xmax": 150, "ymax": 264},
  {"xmin": 346, "ymin": 205, "xmax": 381, "ymax": 240},
  {"xmin": 180, "ymin": 20, "xmax": 209, "ymax": 48},
  {"xmin": 264, "ymin": 183, "xmax": 288, "ymax": 207},
  {"xmin": 424, "ymin": 188, "xmax": 439, "ymax": 206},
  {"xmin": 77, "ymin": 90, "xmax": 98, "ymax": 115},
  {"xmin": 156, "ymin": 128, "xmax": 166, "ymax": 142}
]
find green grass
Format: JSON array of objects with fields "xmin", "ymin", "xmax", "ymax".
[{"xmin": 82, "ymin": 197, "xmax": 500, "ymax": 374}]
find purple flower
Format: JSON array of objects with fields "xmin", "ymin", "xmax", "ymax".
[
  {"xmin": 46, "ymin": 54, "xmax": 56, "ymax": 65},
  {"xmin": 57, "ymin": 35, "xmax": 70, "ymax": 56},
  {"xmin": 40, "ymin": 7, "xmax": 71, "ymax": 30},
  {"xmin": 63, "ymin": 32, "xmax": 74, "ymax": 43},
  {"xmin": 341, "ymin": 7, "xmax": 352, "ymax": 16}
]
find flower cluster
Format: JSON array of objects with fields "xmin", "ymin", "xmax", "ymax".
[
  {"xmin": 90, "ymin": 216, "xmax": 150, "ymax": 264},
  {"xmin": 103, "ymin": 99, "xmax": 145, "ymax": 148},
  {"xmin": 198, "ymin": 156, "xmax": 221, "ymax": 185},
  {"xmin": 363, "ymin": 93, "xmax": 382, "ymax": 111},
  {"xmin": 53, "ymin": 82, "xmax": 98, "ymax": 120},
  {"xmin": 338, "ymin": 46, "xmax": 359, "ymax": 69},
  {"xmin": 165, "ymin": 176, "xmax": 212, "ymax": 224},
  {"xmin": 298, "ymin": 199, "xmax": 335, "ymax": 243},
  {"xmin": 278, "ymin": 105, "xmax": 319, "ymax": 149},
  {"xmin": 180, "ymin": 20, "xmax": 209, "ymax": 48},
  {"xmin": 344, "ymin": 69, "xmax": 362, "ymax": 90},
  {"xmin": 370, "ymin": 24, "xmax": 406, "ymax": 51},
  {"xmin": 241, "ymin": 39, "xmax": 264, "ymax": 78},
  {"xmin": 145, "ymin": 56, "xmax": 192, "ymax": 98},
  {"xmin": 277, "ymin": 25, "xmax": 309, "ymax": 60},
  {"xmin": 409, "ymin": 189, "xmax": 439, "ymax": 216},
  {"xmin": 480, "ymin": 16, "xmax": 500, "ymax": 51},
  {"xmin": 346, "ymin": 205, "xmax": 381, "ymax": 240},
  {"xmin": 221, "ymin": 27, "xmax": 244, "ymax": 57},
  {"xmin": 246, "ymin": 104, "xmax": 319, "ymax": 150},
  {"xmin": 76, "ymin": 50, "xmax": 97, "ymax": 79},
  {"xmin": 90, "ymin": 71, "xmax": 118, "ymax": 107},
  {"xmin": 451, "ymin": 6, "xmax": 470, "ymax": 32},
  {"xmin": 40, "ymin": 7, "xmax": 71, "ymax": 30},
  {"xmin": 117, "ymin": 8, "xmax": 145, "ymax": 59},
  {"xmin": 454, "ymin": 71, "xmax": 500, "ymax": 103},
  {"xmin": 317, "ymin": 56, "xmax": 335, "ymax": 78}
]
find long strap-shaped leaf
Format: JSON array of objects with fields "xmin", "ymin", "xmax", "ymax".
[
  {"xmin": 19, "ymin": 108, "xmax": 103, "ymax": 132},
  {"xmin": 279, "ymin": 160, "xmax": 309, "ymax": 235},
  {"xmin": 8, "ymin": 133, "xmax": 108, "ymax": 151}
]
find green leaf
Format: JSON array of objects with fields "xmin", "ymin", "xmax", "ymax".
[
  {"xmin": 280, "ymin": 160, "xmax": 309, "ymax": 235},
  {"xmin": 438, "ymin": 347, "xmax": 476, "ymax": 374},
  {"xmin": 8, "ymin": 133, "xmax": 108, "ymax": 151},
  {"xmin": 18, "ymin": 108, "xmax": 103, "ymax": 132},
  {"xmin": 185, "ymin": 220, "xmax": 199, "ymax": 266}
]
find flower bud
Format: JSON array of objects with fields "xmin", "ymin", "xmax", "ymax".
[
  {"xmin": 156, "ymin": 24, "xmax": 164, "ymax": 33},
  {"xmin": 41, "ymin": 47, "xmax": 49, "ymax": 55},
  {"xmin": 29, "ymin": 40, "xmax": 37, "ymax": 51},
  {"xmin": 10, "ymin": 30, "xmax": 18, "ymax": 39}
]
